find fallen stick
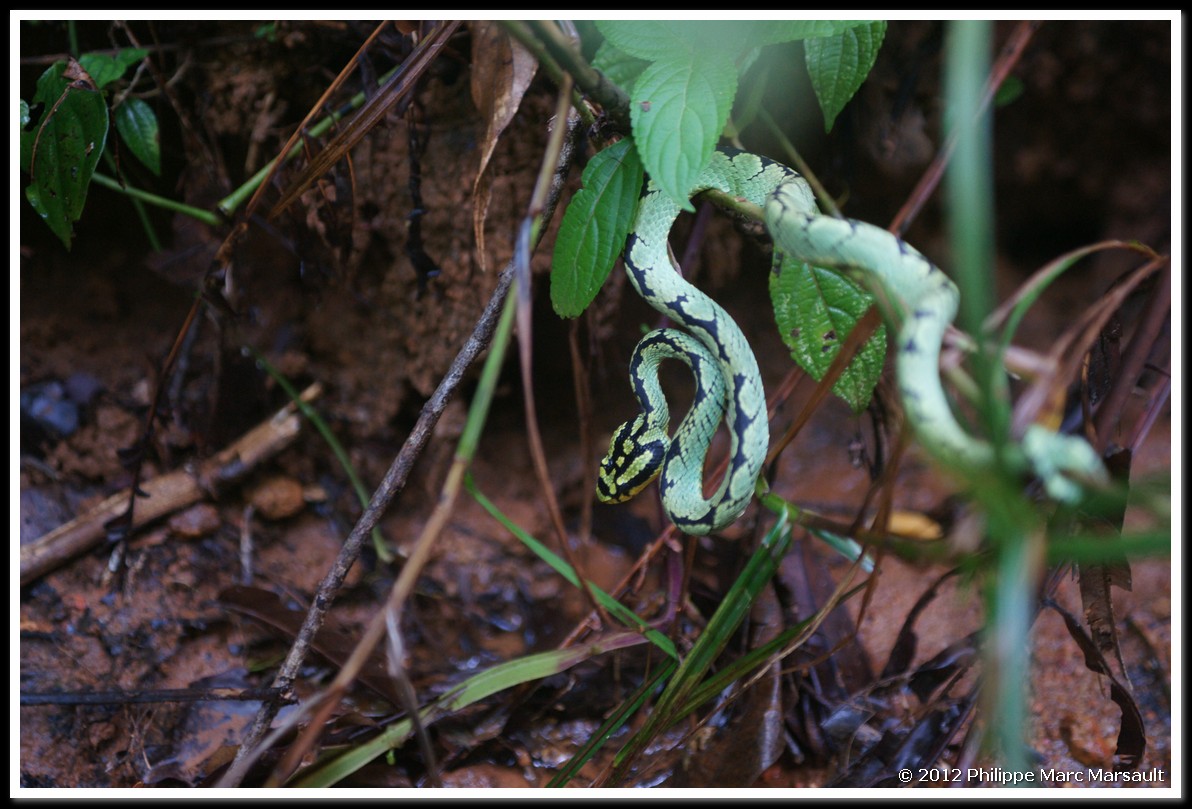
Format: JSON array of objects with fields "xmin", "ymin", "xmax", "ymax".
[{"xmin": 20, "ymin": 383, "xmax": 322, "ymax": 587}]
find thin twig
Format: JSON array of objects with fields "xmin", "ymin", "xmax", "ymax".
[
  {"xmin": 888, "ymin": 20, "xmax": 1040, "ymax": 236},
  {"xmin": 20, "ymin": 687, "xmax": 290, "ymax": 706},
  {"xmin": 514, "ymin": 89, "xmax": 611, "ymax": 622},
  {"xmin": 224, "ymin": 281, "xmax": 508, "ymax": 787},
  {"xmin": 264, "ymin": 21, "xmax": 461, "ymax": 221},
  {"xmin": 1129, "ymin": 371, "xmax": 1169, "ymax": 455},
  {"xmin": 569, "ymin": 320, "xmax": 595, "ymax": 544},
  {"xmin": 243, "ymin": 19, "xmax": 391, "ymax": 220},
  {"xmin": 516, "ymin": 82, "xmax": 578, "ymax": 550},
  {"xmin": 523, "ymin": 19, "xmax": 631, "ymax": 130},
  {"xmin": 1011, "ymin": 256, "xmax": 1164, "ymax": 437},
  {"xmin": 760, "ymin": 108, "xmax": 842, "ymax": 219}
]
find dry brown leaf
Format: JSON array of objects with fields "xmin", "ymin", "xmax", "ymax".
[{"xmin": 469, "ymin": 21, "xmax": 538, "ymax": 271}]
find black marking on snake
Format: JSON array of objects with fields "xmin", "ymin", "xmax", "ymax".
[
  {"xmin": 732, "ymin": 376, "xmax": 755, "ymax": 436},
  {"xmin": 631, "ymin": 370, "xmax": 650, "ymax": 406},
  {"xmin": 647, "ymin": 331, "xmax": 680, "ymax": 353},
  {"xmin": 913, "ymin": 308, "xmax": 932, "ymax": 320},
  {"xmin": 680, "ymin": 312, "xmax": 730, "ymax": 361},
  {"xmin": 624, "ymin": 237, "xmax": 659, "ymax": 298},
  {"xmin": 672, "ymin": 511, "xmax": 712, "ymax": 528},
  {"xmin": 903, "ymin": 337, "xmax": 919, "ymax": 354},
  {"xmin": 616, "ymin": 466, "xmax": 658, "ymax": 498}
]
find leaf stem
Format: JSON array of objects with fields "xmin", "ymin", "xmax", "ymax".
[{"xmin": 90, "ymin": 172, "xmax": 222, "ymax": 226}]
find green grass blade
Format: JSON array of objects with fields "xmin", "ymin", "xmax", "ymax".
[
  {"xmin": 546, "ymin": 658, "xmax": 678, "ymax": 787},
  {"xmin": 467, "ymin": 477, "xmax": 678, "ymax": 659},
  {"xmin": 249, "ymin": 348, "xmax": 393, "ymax": 562},
  {"xmin": 609, "ymin": 514, "xmax": 792, "ymax": 779},
  {"xmin": 291, "ymin": 634, "xmax": 643, "ymax": 787}
]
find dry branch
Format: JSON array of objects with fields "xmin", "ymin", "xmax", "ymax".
[{"xmin": 20, "ymin": 384, "xmax": 321, "ymax": 586}]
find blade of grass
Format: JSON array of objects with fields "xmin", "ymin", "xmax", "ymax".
[
  {"xmin": 945, "ymin": 20, "xmax": 1038, "ymax": 773},
  {"xmin": 467, "ymin": 476, "xmax": 677, "ymax": 660},
  {"xmin": 292, "ymin": 631, "xmax": 648, "ymax": 787},
  {"xmin": 757, "ymin": 491, "xmax": 874, "ymax": 572},
  {"xmin": 546, "ymin": 658, "xmax": 678, "ymax": 787},
  {"xmin": 945, "ymin": 20, "xmax": 1008, "ymax": 457},
  {"xmin": 249, "ymin": 347, "xmax": 394, "ymax": 562},
  {"xmin": 605, "ymin": 514, "xmax": 792, "ymax": 784}
]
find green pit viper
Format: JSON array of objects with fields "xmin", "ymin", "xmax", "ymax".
[{"xmin": 596, "ymin": 149, "xmax": 1106, "ymax": 535}]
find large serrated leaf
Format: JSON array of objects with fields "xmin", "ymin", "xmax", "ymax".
[
  {"xmin": 78, "ymin": 47, "xmax": 148, "ymax": 90},
  {"xmin": 595, "ymin": 20, "xmax": 699, "ymax": 61},
  {"xmin": 757, "ymin": 20, "xmax": 872, "ymax": 46},
  {"xmin": 550, "ymin": 139, "xmax": 644, "ymax": 318},
  {"xmin": 20, "ymin": 61, "xmax": 110, "ymax": 250},
  {"xmin": 113, "ymin": 97, "xmax": 160, "ymax": 175},
  {"xmin": 592, "ymin": 40, "xmax": 649, "ymax": 95},
  {"xmin": 805, "ymin": 21, "xmax": 887, "ymax": 131},
  {"xmin": 598, "ymin": 20, "xmax": 770, "ymax": 70},
  {"xmin": 631, "ymin": 51, "xmax": 736, "ymax": 210},
  {"xmin": 769, "ymin": 253, "xmax": 886, "ymax": 413}
]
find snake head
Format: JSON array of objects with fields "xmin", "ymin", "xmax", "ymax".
[{"xmin": 596, "ymin": 415, "xmax": 669, "ymax": 504}]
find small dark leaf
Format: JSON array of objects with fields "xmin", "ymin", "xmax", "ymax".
[
  {"xmin": 880, "ymin": 568, "xmax": 961, "ymax": 679},
  {"xmin": 113, "ymin": 97, "xmax": 160, "ymax": 175},
  {"xmin": 1044, "ymin": 598, "xmax": 1146, "ymax": 771},
  {"xmin": 906, "ymin": 635, "xmax": 977, "ymax": 703}
]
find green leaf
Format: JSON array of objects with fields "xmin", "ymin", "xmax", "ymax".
[
  {"xmin": 599, "ymin": 20, "xmax": 777, "ymax": 62},
  {"xmin": 994, "ymin": 74, "xmax": 1024, "ymax": 107},
  {"xmin": 113, "ymin": 97, "xmax": 160, "ymax": 175},
  {"xmin": 757, "ymin": 19, "xmax": 873, "ymax": 46},
  {"xmin": 769, "ymin": 253, "xmax": 886, "ymax": 413},
  {"xmin": 805, "ymin": 21, "xmax": 886, "ymax": 131},
  {"xmin": 292, "ymin": 634, "xmax": 639, "ymax": 787},
  {"xmin": 595, "ymin": 20, "xmax": 702, "ymax": 61},
  {"xmin": 592, "ymin": 40, "xmax": 649, "ymax": 94},
  {"xmin": 631, "ymin": 50, "xmax": 737, "ymax": 209},
  {"xmin": 78, "ymin": 47, "xmax": 147, "ymax": 90},
  {"xmin": 550, "ymin": 139, "xmax": 644, "ymax": 318},
  {"xmin": 20, "ymin": 61, "xmax": 110, "ymax": 249}
]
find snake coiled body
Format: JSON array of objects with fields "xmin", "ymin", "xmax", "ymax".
[{"xmin": 597, "ymin": 149, "xmax": 1104, "ymax": 535}]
